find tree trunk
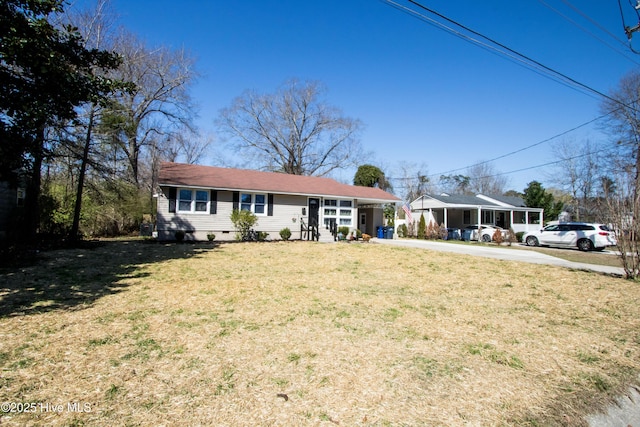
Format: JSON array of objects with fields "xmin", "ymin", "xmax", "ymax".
[
  {"xmin": 70, "ymin": 106, "xmax": 95, "ymax": 242},
  {"xmin": 25, "ymin": 128, "xmax": 45, "ymax": 244}
]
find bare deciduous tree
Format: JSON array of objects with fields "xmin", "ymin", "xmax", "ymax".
[
  {"xmin": 102, "ymin": 31, "xmax": 198, "ymax": 187},
  {"xmin": 465, "ymin": 162, "xmax": 508, "ymax": 195},
  {"xmin": 217, "ymin": 79, "xmax": 363, "ymax": 176},
  {"xmin": 600, "ymin": 69, "xmax": 640, "ymax": 279},
  {"xmin": 548, "ymin": 139, "xmax": 600, "ymax": 222},
  {"xmin": 395, "ymin": 162, "xmax": 432, "ymax": 202}
]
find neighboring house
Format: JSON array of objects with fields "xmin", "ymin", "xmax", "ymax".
[
  {"xmin": 407, "ymin": 193, "xmax": 544, "ymax": 234},
  {"xmin": 0, "ymin": 181, "xmax": 25, "ymax": 241},
  {"xmin": 156, "ymin": 162, "xmax": 400, "ymax": 241}
]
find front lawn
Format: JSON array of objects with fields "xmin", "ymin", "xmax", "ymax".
[{"xmin": 1, "ymin": 240, "xmax": 638, "ymax": 426}]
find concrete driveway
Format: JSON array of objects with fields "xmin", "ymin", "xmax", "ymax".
[{"xmin": 372, "ymin": 238, "xmax": 625, "ymax": 276}]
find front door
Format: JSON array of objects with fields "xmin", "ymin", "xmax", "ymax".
[{"xmin": 308, "ymin": 198, "xmax": 320, "ymax": 227}]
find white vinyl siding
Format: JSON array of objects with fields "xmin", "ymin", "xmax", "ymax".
[{"xmin": 157, "ymin": 188, "xmax": 307, "ymax": 241}]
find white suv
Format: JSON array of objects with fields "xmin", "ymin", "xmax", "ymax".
[{"xmin": 523, "ymin": 222, "xmax": 617, "ymax": 252}]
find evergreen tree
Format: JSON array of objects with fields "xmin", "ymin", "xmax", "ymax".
[
  {"xmin": 523, "ymin": 181, "xmax": 563, "ymax": 221},
  {"xmin": 417, "ymin": 213, "xmax": 426, "ymax": 239}
]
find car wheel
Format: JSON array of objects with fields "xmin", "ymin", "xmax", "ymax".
[
  {"xmin": 481, "ymin": 234, "xmax": 491, "ymax": 242},
  {"xmin": 577, "ymin": 238, "xmax": 594, "ymax": 252},
  {"xmin": 525, "ymin": 236, "xmax": 539, "ymax": 247}
]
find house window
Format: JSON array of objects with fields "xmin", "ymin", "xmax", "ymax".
[
  {"xmin": 195, "ymin": 190, "xmax": 208, "ymax": 212},
  {"xmin": 482, "ymin": 210, "xmax": 494, "ymax": 224},
  {"xmin": 178, "ymin": 189, "xmax": 209, "ymax": 213},
  {"xmin": 463, "ymin": 210, "xmax": 471, "ymax": 224},
  {"xmin": 241, "ymin": 193, "xmax": 252, "ymax": 211},
  {"xmin": 255, "ymin": 194, "xmax": 265, "ymax": 214},
  {"xmin": 324, "ymin": 198, "xmax": 353, "ymax": 226},
  {"xmin": 240, "ymin": 193, "xmax": 267, "ymax": 215}
]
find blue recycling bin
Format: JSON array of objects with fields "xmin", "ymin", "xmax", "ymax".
[
  {"xmin": 447, "ymin": 228, "xmax": 461, "ymax": 241},
  {"xmin": 385, "ymin": 226, "xmax": 394, "ymax": 239},
  {"xmin": 377, "ymin": 226, "xmax": 384, "ymax": 239}
]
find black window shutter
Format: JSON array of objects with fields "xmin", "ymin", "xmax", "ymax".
[
  {"xmin": 232, "ymin": 192, "xmax": 239, "ymax": 210},
  {"xmin": 210, "ymin": 190, "xmax": 217, "ymax": 214},
  {"xmin": 168, "ymin": 187, "xmax": 177, "ymax": 213},
  {"xmin": 268, "ymin": 193, "xmax": 274, "ymax": 216}
]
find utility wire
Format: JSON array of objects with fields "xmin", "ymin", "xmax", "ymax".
[
  {"xmin": 427, "ymin": 113, "xmax": 608, "ymax": 178},
  {"xmin": 381, "ymin": 0, "xmax": 598, "ymax": 100},
  {"xmin": 382, "ymin": 0, "xmax": 637, "ymax": 110},
  {"xmin": 473, "ymin": 139, "xmax": 635, "ymax": 181},
  {"xmin": 538, "ymin": 0, "xmax": 640, "ymax": 65},
  {"xmin": 560, "ymin": 0, "xmax": 630, "ymax": 48}
]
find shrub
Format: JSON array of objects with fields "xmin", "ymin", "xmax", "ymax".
[
  {"xmin": 279, "ymin": 227, "xmax": 292, "ymax": 241},
  {"xmin": 515, "ymin": 231, "xmax": 525, "ymax": 243},
  {"xmin": 175, "ymin": 230, "xmax": 185, "ymax": 242},
  {"xmin": 417, "ymin": 214, "xmax": 426, "ymax": 239},
  {"xmin": 338, "ymin": 226, "xmax": 349, "ymax": 237},
  {"xmin": 356, "ymin": 229, "xmax": 362, "ymax": 239},
  {"xmin": 230, "ymin": 209, "xmax": 258, "ymax": 240},
  {"xmin": 492, "ymin": 228, "xmax": 504, "ymax": 244},
  {"xmin": 506, "ymin": 228, "xmax": 517, "ymax": 246},
  {"xmin": 257, "ymin": 231, "xmax": 269, "ymax": 241},
  {"xmin": 397, "ymin": 224, "xmax": 408, "ymax": 237},
  {"xmin": 207, "ymin": 233, "xmax": 216, "ymax": 242}
]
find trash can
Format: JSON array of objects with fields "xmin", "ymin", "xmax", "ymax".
[
  {"xmin": 385, "ymin": 226, "xmax": 394, "ymax": 239},
  {"xmin": 377, "ymin": 226, "xmax": 384, "ymax": 239},
  {"xmin": 447, "ymin": 228, "xmax": 461, "ymax": 241},
  {"xmin": 140, "ymin": 223, "xmax": 153, "ymax": 237},
  {"xmin": 462, "ymin": 228, "xmax": 472, "ymax": 241}
]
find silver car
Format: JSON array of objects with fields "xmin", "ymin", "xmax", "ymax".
[{"xmin": 523, "ymin": 222, "xmax": 616, "ymax": 251}]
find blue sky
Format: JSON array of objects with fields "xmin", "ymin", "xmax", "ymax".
[{"xmin": 75, "ymin": 0, "xmax": 640, "ymax": 195}]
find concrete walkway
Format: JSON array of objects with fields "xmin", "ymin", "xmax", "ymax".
[{"xmin": 372, "ymin": 238, "xmax": 625, "ymax": 276}]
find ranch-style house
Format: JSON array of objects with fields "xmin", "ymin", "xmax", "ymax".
[{"xmin": 156, "ymin": 162, "xmax": 400, "ymax": 241}]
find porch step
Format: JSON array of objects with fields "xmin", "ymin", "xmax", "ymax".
[{"xmin": 316, "ymin": 229, "xmax": 337, "ymax": 243}]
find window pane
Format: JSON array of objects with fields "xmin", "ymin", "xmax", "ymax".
[
  {"xmin": 254, "ymin": 204, "xmax": 265, "ymax": 214},
  {"xmin": 241, "ymin": 203, "xmax": 251, "ymax": 211},
  {"xmin": 325, "ymin": 200, "xmax": 337, "ymax": 206},
  {"xmin": 179, "ymin": 201, "xmax": 191, "ymax": 211},
  {"xmin": 339, "ymin": 200, "xmax": 352, "ymax": 207},
  {"xmin": 196, "ymin": 190, "xmax": 208, "ymax": 201},
  {"xmin": 255, "ymin": 194, "xmax": 265, "ymax": 204},
  {"xmin": 324, "ymin": 209, "xmax": 336, "ymax": 216},
  {"xmin": 340, "ymin": 209, "xmax": 351, "ymax": 216},
  {"xmin": 241, "ymin": 193, "xmax": 252, "ymax": 203},
  {"xmin": 340, "ymin": 219, "xmax": 351, "ymax": 225},
  {"xmin": 195, "ymin": 202, "xmax": 207, "ymax": 212},
  {"xmin": 179, "ymin": 189, "xmax": 192, "ymax": 200}
]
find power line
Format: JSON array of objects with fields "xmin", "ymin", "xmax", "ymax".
[
  {"xmin": 560, "ymin": 0, "xmax": 630, "ymax": 48},
  {"xmin": 428, "ymin": 113, "xmax": 608, "ymax": 178},
  {"xmin": 539, "ymin": 0, "xmax": 640, "ymax": 65},
  {"xmin": 473, "ymin": 139, "xmax": 635, "ymax": 181},
  {"xmin": 381, "ymin": 0, "xmax": 634, "ymax": 108}
]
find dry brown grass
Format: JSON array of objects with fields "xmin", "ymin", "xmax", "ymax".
[{"xmin": 1, "ymin": 239, "xmax": 639, "ymax": 426}]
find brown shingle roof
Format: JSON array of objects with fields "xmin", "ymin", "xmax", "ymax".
[{"xmin": 158, "ymin": 162, "xmax": 400, "ymax": 203}]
